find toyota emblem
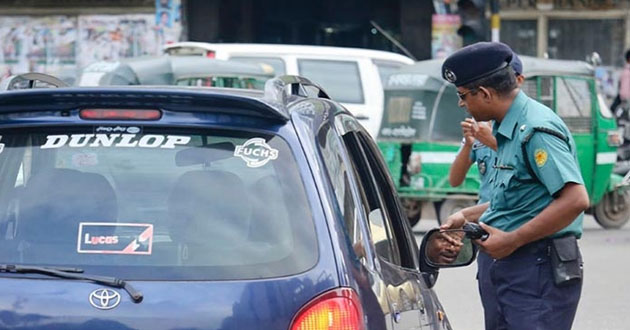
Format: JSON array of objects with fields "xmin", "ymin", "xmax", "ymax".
[{"xmin": 89, "ymin": 288, "xmax": 121, "ymax": 310}]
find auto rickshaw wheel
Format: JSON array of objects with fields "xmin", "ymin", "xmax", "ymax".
[
  {"xmin": 401, "ymin": 198, "xmax": 422, "ymax": 228},
  {"xmin": 594, "ymin": 191, "xmax": 630, "ymax": 229},
  {"xmin": 436, "ymin": 199, "xmax": 477, "ymax": 226}
]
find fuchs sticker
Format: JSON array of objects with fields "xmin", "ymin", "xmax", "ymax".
[
  {"xmin": 77, "ymin": 222, "xmax": 153, "ymax": 255},
  {"xmin": 41, "ymin": 134, "xmax": 190, "ymax": 149},
  {"xmin": 234, "ymin": 138, "xmax": 279, "ymax": 168}
]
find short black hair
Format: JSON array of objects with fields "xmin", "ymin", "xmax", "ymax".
[
  {"xmin": 625, "ymin": 49, "xmax": 630, "ymax": 63},
  {"xmin": 462, "ymin": 66, "xmax": 518, "ymax": 97}
]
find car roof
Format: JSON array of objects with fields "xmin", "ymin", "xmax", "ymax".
[
  {"xmin": 0, "ymin": 75, "xmax": 341, "ymax": 123},
  {"xmin": 163, "ymin": 42, "xmax": 415, "ymax": 64},
  {"xmin": 0, "ymin": 85, "xmax": 292, "ymax": 120}
]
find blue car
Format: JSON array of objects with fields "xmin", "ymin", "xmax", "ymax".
[{"xmin": 0, "ymin": 73, "xmax": 476, "ymax": 329}]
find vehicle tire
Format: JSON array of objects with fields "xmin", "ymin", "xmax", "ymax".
[
  {"xmin": 594, "ymin": 191, "xmax": 630, "ymax": 229},
  {"xmin": 436, "ymin": 199, "xmax": 477, "ymax": 226},
  {"xmin": 401, "ymin": 198, "xmax": 422, "ymax": 228}
]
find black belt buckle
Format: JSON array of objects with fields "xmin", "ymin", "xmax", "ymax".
[{"xmin": 549, "ymin": 235, "xmax": 583, "ymax": 287}]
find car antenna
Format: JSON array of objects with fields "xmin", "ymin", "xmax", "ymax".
[{"xmin": 369, "ymin": 20, "xmax": 417, "ymax": 61}]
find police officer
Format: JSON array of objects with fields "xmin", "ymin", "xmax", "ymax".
[
  {"xmin": 440, "ymin": 42, "xmax": 589, "ymax": 330},
  {"xmin": 448, "ymin": 53, "xmax": 523, "ymax": 204},
  {"xmin": 447, "ymin": 52, "xmax": 525, "ymax": 330}
]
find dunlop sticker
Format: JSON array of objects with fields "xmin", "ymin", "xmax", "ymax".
[{"xmin": 41, "ymin": 134, "xmax": 190, "ymax": 149}]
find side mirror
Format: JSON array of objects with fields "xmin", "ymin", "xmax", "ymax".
[{"xmin": 420, "ymin": 228, "xmax": 478, "ymax": 270}]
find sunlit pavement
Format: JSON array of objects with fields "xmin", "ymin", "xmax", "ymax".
[{"xmin": 413, "ymin": 205, "xmax": 630, "ymax": 330}]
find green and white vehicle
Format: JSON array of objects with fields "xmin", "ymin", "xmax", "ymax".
[{"xmin": 378, "ymin": 56, "xmax": 629, "ymax": 229}]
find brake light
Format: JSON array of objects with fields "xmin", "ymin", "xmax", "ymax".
[
  {"xmin": 206, "ymin": 51, "xmax": 216, "ymax": 58},
  {"xmin": 290, "ymin": 288, "xmax": 364, "ymax": 330},
  {"xmin": 80, "ymin": 109, "xmax": 162, "ymax": 120}
]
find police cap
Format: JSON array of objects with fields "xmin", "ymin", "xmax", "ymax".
[
  {"xmin": 511, "ymin": 51, "xmax": 523, "ymax": 76},
  {"xmin": 442, "ymin": 42, "xmax": 514, "ymax": 86}
]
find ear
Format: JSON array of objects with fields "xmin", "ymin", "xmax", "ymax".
[{"xmin": 478, "ymin": 86, "xmax": 493, "ymax": 102}]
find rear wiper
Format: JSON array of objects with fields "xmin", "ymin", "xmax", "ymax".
[{"xmin": 0, "ymin": 264, "xmax": 143, "ymax": 303}]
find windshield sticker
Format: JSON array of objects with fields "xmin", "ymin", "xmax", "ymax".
[
  {"xmin": 95, "ymin": 126, "xmax": 141, "ymax": 134},
  {"xmin": 234, "ymin": 138, "xmax": 279, "ymax": 168},
  {"xmin": 41, "ymin": 134, "xmax": 191, "ymax": 149},
  {"xmin": 77, "ymin": 222, "xmax": 153, "ymax": 255},
  {"xmin": 72, "ymin": 153, "xmax": 98, "ymax": 167}
]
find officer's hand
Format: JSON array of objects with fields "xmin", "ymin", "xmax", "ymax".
[
  {"xmin": 475, "ymin": 223, "xmax": 520, "ymax": 259},
  {"xmin": 440, "ymin": 210, "xmax": 466, "ymax": 231},
  {"xmin": 473, "ymin": 122, "xmax": 497, "ymax": 150},
  {"xmin": 460, "ymin": 120, "xmax": 475, "ymax": 146}
]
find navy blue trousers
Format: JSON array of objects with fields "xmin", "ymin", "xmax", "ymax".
[{"xmin": 477, "ymin": 240, "xmax": 582, "ymax": 330}]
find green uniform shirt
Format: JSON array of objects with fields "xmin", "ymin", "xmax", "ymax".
[
  {"xmin": 468, "ymin": 142, "xmax": 496, "ymax": 203},
  {"xmin": 480, "ymin": 91, "xmax": 584, "ymax": 238}
]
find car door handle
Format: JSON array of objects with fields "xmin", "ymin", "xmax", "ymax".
[{"xmin": 355, "ymin": 115, "xmax": 369, "ymax": 120}]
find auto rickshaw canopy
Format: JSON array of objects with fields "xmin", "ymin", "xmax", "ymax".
[
  {"xmin": 77, "ymin": 56, "xmax": 274, "ymax": 88},
  {"xmin": 378, "ymin": 56, "xmax": 596, "ymax": 143}
]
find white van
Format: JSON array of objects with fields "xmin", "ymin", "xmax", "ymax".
[{"xmin": 163, "ymin": 42, "xmax": 414, "ymax": 137}]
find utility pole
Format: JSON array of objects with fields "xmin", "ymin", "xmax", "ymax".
[{"xmin": 490, "ymin": 0, "xmax": 500, "ymax": 42}]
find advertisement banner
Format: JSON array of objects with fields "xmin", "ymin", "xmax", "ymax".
[{"xmin": 432, "ymin": 14, "xmax": 462, "ymax": 59}]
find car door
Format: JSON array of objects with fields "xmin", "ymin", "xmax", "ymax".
[{"xmin": 336, "ymin": 115, "xmax": 426, "ymax": 330}]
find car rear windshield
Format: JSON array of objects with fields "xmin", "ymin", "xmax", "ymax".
[{"xmin": 0, "ymin": 126, "xmax": 317, "ymax": 280}]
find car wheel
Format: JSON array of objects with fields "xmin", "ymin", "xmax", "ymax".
[
  {"xmin": 437, "ymin": 199, "xmax": 476, "ymax": 226},
  {"xmin": 401, "ymin": 198, "xmax": 422, "ymax": 228},
  {"xmin": 594, "ymin": 191, "xmax": 630, "ymax": 229}
]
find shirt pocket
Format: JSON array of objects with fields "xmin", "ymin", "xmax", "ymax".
[{"xmin": 491, "ymin": 169, "xmax": 522, "ymax": 211}]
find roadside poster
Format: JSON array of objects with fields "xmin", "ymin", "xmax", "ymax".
[
  {"xmin": 155, "ymin": 0, "xmax": 183, "ymax": 45},
  {"xmin": 0, "ymin": 16, "xmax": 77, "ymax": 76},
  {"xmin": 77, "ymin": 15, "xmax": 159, "ymax": 68},
  {"xmin": 431, "ymin": 14, "xmax": 462, "ymax": 59}
]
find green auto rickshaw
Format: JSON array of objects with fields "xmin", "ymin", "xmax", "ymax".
[
  {"xmin": 378, "ymin": 56, "xmax": 629, "ymax": 229},
  {"xmin": 77, "ymin": 56, "xmax": 274, "ymax": 89}
]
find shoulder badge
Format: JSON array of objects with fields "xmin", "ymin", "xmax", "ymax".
[{"xmin": 534, "ymin": 148, "xmax": 548, "ymax": 167}]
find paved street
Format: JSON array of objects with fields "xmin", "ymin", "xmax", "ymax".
[{"xmin": 414, "ymin": 206, "xmax": 630, "ymax": 330}]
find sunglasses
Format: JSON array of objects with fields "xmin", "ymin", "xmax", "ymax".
[{"xmin": 457, "ymin": 88, "xmax": 478, "ymax": 100}]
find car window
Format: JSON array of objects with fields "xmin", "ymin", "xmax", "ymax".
[
  {"xmin": 555, "ymin": 77, "xmax": 592, "ymax": 132},
  {"xmin": 317, "ymin": 125, "xmax": 366, "ymax": 261},
  {"xmin": 339, "ymin": 128, "xmax": 401, "ymax": 266},
  {"xmin": 354, "ymin": 131, "xmax": 417, "ymax": 269},
  {"xmin": 298, "ymin": 59, "xmax": 364, "ymax": 104},
  {"xmin": 373, "ymin": 60, "xmax": 405, "ymax": 85},
  {"xmin": 598, "ymin": 92, "xmax": 614, "ymax": 118},
  {"xmin": 175, "ymin": 76, "xmax": 265, "ymax": 90},
  {"xmin": 556, "ymin": 77, "xmax": 591, "ymax": 117},
  {"xmin": 521, "ymin": 78, "xmax": 538, "ymax": 98},
  {"xmin": 230, "ymin": 56, "xmax": 286, "ymax": 76},
  {"xmin": 429, "ymin": 86, "xmax": 469, "ymax": 142},
  {"xmin": 539, "ymin": 76, "xmax": 555, "ymax": 109},
  {"xmin": 0, "ymin": 126, "xmax": 317, "ymax": 281}
]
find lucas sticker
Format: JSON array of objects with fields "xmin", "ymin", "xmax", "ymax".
[
  {"xmin": 234, "ymin": 138, "xmax": 279, "ymax": 168},
  {"xmin": 77, "ymin": 222, "xmax": 153, "ymax": 255},
  {"xmin": 41, "ymin": 134, "xmax": 190, "ymax": 149}
]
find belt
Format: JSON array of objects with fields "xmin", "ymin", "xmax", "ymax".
[{"xmin": 504, "ymin": 234, "xmax": 578, "ymax": 260}]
